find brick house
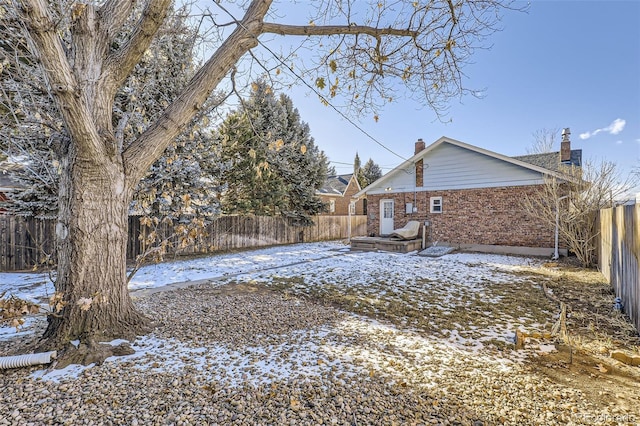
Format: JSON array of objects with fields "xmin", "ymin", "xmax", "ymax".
[
  {"xmin": 317, "ymin": 173, "xmax": 365, "ymax": 216},
  {"xmin": 353, "ymin": 134, "xmax": 581, "ymax": 255}
]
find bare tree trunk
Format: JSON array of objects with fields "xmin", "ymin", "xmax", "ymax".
[{"xmin": 40, "ymin": 146, "xmax": 148, "ymax": 352}]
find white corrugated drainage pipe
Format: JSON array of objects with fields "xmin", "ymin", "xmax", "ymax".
[{"xmin": 0, "ymin": 351, "xmax": 57, "ymax": 369}]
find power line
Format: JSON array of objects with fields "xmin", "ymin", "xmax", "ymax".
[
  {"xmin": 331, "ymin": 159, "xmax": 400, "ymax": 169},
  {"xmin": 214, "ymin": 3, "xmax": 410, "ymax": 162}
]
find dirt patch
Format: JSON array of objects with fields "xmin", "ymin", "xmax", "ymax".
[
  {"xmin": 528, "ymin": 345, "xmax": 640, "ymax": 419},
  {"xmin": 515, "ymin": 262, "xmax": 639, "ymax": 349},
  {"xmin": 517, "ymin": 261, "xmax": 640, "ymax": 419}
]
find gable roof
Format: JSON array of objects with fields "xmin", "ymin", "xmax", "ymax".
[
  {"xmin": 354, "ymin": 136, "xmax": 581, "ymax": 198},
  {"xmin": 317, "ymin": 173, "xmax": 360, "ymax": 196}
]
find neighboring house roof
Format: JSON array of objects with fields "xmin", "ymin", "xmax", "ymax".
[
  {"xmin": 354, "ymin": 136, "xmax": 581, "ymax": 198},
  {"xmin": 317, "ymin": 173, "xmax": 360, "ymax": 196},
  {"xmin": 0, "ymin": 163, "xmax": 24, "ymax": 192},
  {"xmin": 513, "ymin": 150, "xmax": 582, "ymax": 171}
]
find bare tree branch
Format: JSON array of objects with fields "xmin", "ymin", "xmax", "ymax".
[
  {"xmin": 105, "ymin": 0, "xmax": 172, "ymax": 88},
  {"xmin": 528, "ymin": 128, "xmax": 560, "ymax": 154},
  {"xmin": 98, "ymin": 0, "xmax": 137, "ymax": 40},
  {"xmin": 123, "ymin": 0, "xmax": 272, "ymax": 184},
  {"xmin": 261, "ymin": 23, "xmax": 418, "ymax": 38},
  {"xmin": 521, "ymin": 160, "xmax": 637, "ymax": 267},
  {"xmin": 17, "ymin": 0, "xmax": 108, "ymax": 162}
]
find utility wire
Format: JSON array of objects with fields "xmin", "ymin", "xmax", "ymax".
[{"xmin": 213, "ymin": 3, "xmax": 410, "ymax": 162}]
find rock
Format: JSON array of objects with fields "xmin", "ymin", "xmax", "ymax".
[{"xmin": 611, "ymin": 350, "xmax": 640, "ymax": 366}]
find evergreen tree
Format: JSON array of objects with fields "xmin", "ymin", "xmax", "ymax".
[
  {"xmin": 277, "ymin": 94, "xmax": 329, "ymax": 224},
  {"xmin": 124, "ymin": 8, "xmax": 223, "ymax": 222},
  {"xmin": 131, "ymin": 129, "xmax": 222, "ymax": 221},
  {"xmin": 217, "ymin": 111, "xmax": 288, "ymax": 215},
  {"xmin": 359, "ymin": 158, "xmax": 383, "ymax": 187},
  {"xmin": 0, "ymin": 138, "xmax": 60, "ymax": 218},
  {"xmin": 353, "ymin": 152, "xmax": 361, "ymax": 177},
  {"xmin": 217, "ymin": 80, "xmax": 329, "ymax": 224}
]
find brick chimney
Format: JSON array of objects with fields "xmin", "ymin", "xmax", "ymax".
[
  {"xmin": 415, "ymin": 138, "xmax": 426, "ymax": 155},
  {"xmin": 560, "ymin": 128, "xmax": 571, "ymax": 163}
]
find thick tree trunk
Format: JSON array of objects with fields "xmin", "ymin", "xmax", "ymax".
[{"xmin": 40, "ymin": 149, "xmax": 149, "ymax": 352}]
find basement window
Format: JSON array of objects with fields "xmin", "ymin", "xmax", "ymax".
[{"xmin": 430, "ymin": 196, "xmax": 442, "ymax": 213}]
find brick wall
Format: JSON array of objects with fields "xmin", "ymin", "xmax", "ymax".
[
  {"xmin": 366, "ymin": 185, "xmax": 554, "ymax": 247},
  {"xmin": 415, "ymin": 159, "xmax": 423, "ymax": 187},
  {"xmin": 319, "ymin": 177, "xmax": 365, "ymax": 216}
]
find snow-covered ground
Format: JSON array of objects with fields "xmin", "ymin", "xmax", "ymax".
[
  {"xmin": 0, "ymin": 241, "xmax": 346, "ymax": 302},
  {"xmin": 1, "ymin": 241, "xmax": 551, "ymax": 384}
]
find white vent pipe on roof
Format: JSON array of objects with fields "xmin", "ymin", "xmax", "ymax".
[{"xmin": 0, "ymin": 351, "xmax": 57, "ymax": 369}]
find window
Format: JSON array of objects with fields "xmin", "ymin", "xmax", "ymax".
[
  {"xmin": 383, "ymin": 200, "xmax": 393, "ymax": 218},
  {"xmin": 329, "ymin": 199, "xmax": 335, "ymax": 213},
  {"xmin": 349, "ymin": 202, "xmax": 356, "ymax": 215},
  {"xmin": 430, "ymin": 196, "xmax": 442, "ymax": 213}
]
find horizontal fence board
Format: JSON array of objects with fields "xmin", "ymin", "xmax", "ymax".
[{"xmin": 0, "ymin": 214, "xmax": 366, "ymax": 272}]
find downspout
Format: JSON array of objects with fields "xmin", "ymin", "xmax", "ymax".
[
  {"xmin": 0, "ymin": 351, "xmax": 57, "ymax": 369},
  {"xmin": 347, "ymin": 201, "xmax": 352, "ymax": 243},
  {"xmin": 554, "ymin": 195, "xmax": 569, "ymax": 260}
]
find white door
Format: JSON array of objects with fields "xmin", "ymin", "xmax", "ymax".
[{"xmin": 380, "ymin": 199, "xmax": 394, "ymax": 235}]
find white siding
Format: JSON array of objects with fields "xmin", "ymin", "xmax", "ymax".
[
  {"xmin": 366, "ymin": 164, "xmax": 416, "ymax": 195},
  {"xmin": 365, "ymin": 141, "xmax": 547, "ymax": 195},
  {"xmin": 422, "ymin": 143, "xmax": 544, "ymax": 190}
]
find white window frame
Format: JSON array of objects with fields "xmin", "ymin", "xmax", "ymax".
[
  {"xmin": 329, "ymin": 199, "xmax": 336, "ymax": 213},
  {"xmin": 430, "ymin": 196, "xmax": 442, "ymax": 213},
  {"xmin": 349, "ymin": 201, "xmax": 356, "ymax": 215}
]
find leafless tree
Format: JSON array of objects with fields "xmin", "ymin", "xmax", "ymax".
[
  {"xmin": 2, "ymin": 0, "xmax": 519, "ymax": 362},
  {"xmin": 527, "ymin": 127, "xmax": 559, "ymax": 154},
  {"xmin": 522, "ymin": 160, "xmax": 636, "ymax": 268}
]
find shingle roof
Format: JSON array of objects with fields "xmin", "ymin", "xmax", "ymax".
[
  {"xmin": 0, "ymin": 163, "xmax": 24, "ymax": 190},
  {"xmin": 512, "ymin": 149, "xmax": 582, "ymax": 172},
  {"xmin": 317, "ymin": 174, "xmax": 354, "ymax": 196}
]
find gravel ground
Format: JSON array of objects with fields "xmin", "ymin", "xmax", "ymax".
[{"xmin": 1, "ymin": 250, "xmax": 638, "ymax": 425}]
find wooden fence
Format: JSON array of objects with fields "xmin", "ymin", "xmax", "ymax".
[
  {"xmin": 598, "ymin": 205, "xmax": 640, "ymax": 333},
  {"xmin": 0, "ymin": 214, "xmax": 367, "ymax": 272},
  {"xmin": 0, "ymin": 215, "xmax": 57, "ymax": 272}
]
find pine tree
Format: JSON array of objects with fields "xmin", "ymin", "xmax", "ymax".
[
  {"xmin": 217, "ymin": 80, "xmax": 329, "ymax": 224},
  {"xmin": 277, "ymin": 94, "xmax": 329, "ymax": 224},
  {"xmin": 359, "ymin": 158, "xmax": 383, "ymax": 188},
  {"xmin": 353, "ymin": 152, "xmax": 361, "ymax": 177},
  {"xmin": 217, "ymin": 111, "xmax": 288, "ymax": 215},
  {"xmin": 0, "ymin": 138, "xmax": 60, "ymax": 218}
]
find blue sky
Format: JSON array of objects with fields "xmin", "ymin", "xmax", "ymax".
[{"xmin": 285, "ymin": 1, "xmax": 640, "ymax": 179}]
